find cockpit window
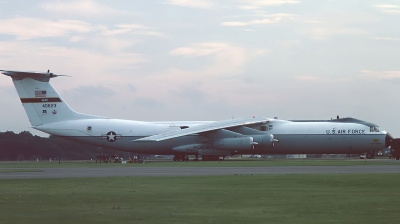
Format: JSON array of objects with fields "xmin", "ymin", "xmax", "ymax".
[{"xmin": 370, "ymin": 126, "xmax": 380, "ymax": 132}]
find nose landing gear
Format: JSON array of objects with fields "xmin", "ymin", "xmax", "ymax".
[{"xmin": 387, "ymin": 137, "xmax": 400, "ymax": 160}]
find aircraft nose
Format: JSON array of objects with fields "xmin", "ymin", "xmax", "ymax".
[{"xmin": 385, "ymin": 132, "xmax": 394, "ymax": 148}]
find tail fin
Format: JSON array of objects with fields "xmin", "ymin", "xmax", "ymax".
[{"xmin": 2, "ymin": 70, "xmax": 103, "ymax": 127}]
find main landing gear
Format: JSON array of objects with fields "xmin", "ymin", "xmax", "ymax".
[
  {"xmin": 366, "ymin": 151, "xmax": 375, "ymax": 159},
  {"xmin": 173, "ymin": 155, "xmax": 189, "ymax": 161}
]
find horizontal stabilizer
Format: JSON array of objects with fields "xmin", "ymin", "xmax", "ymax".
[{"xmin": 1, "ymin": 70, "xmax": 69, "ymax": 82}]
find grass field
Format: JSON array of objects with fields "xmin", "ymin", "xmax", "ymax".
[
  {"xmin": 1, "ymin": 174, "xmax": 400, "ymax": 224},
  {"xmin": 0, "ymin": 158, "xmax": 399, "ymax": 169}
]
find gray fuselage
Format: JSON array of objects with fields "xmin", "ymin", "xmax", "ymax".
[{"xmin": 36, "ymin": 117, "xmax": 389, "ymax": 156}]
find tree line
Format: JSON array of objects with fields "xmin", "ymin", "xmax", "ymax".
[{"xmin": 0, "ymin": 131, "xmax": 122, "ymax": 161}]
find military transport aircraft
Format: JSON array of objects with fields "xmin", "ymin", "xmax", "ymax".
[{"xmin": 1, "ymin": 70, "xmax": 396, "ymax": 161}]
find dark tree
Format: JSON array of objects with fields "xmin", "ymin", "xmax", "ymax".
[{"xmin": 0, "ymin": 131, "xmax": 102, "ymax": 160}]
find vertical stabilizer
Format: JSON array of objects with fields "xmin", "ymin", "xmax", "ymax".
[{"xmin": 2, "ymin": 70, "xmax": 103, "ymax": 127}]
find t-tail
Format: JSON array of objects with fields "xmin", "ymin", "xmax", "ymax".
[{"xmin": 1, "ymin": 70, "xmax": 103, "ymax": 127}]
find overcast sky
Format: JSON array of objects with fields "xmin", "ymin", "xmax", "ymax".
[{"xmin": 1, "ymin": 0, "xmax": 400, "ymax": 137}]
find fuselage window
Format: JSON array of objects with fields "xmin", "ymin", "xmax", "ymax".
[
  {"xmin": 260, "ymin": 126, "xmax": 268, "ymax": 131},
  {"xmin": 370, "ymin": 126, "xmax": 379, "ymax": 132},
  {"xmin": 269, "ymin": 125, "xmax": 273, "ymax": 130}
]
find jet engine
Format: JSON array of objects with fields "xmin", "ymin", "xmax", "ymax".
[
  {"xmin": 213, "ymin": 137, "xmax": 255, "ymax": 150},
  {"xmin": 252, "ymin": 134, "xmax": 278, "ymax": 148}
]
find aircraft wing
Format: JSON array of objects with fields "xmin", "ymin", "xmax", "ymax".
[{"xmin": 134, "ymin": 117, "xmax": 268, "ymax": 142}]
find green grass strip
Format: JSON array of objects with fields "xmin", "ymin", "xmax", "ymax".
[
  {"xmin": 1, "ymin": 173, "xmax": 399, "ymax": 224},
  {"xmin": 0, "ymin": 169, "xmax": 42, "ymax": 173}
]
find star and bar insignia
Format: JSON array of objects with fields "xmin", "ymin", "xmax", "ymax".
[{"xmin": 101, "ymin": 131, "xmax": 122, "ymax": 142}]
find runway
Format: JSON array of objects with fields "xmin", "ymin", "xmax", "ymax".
[{"xmin": 1, "ymin": 165, "xmax": 400, "ymax": 179}]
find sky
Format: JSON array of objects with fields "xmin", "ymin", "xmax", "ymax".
[{"xmin": 1, "ymin": 0, "xmax": 400, "ymax": 137}]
